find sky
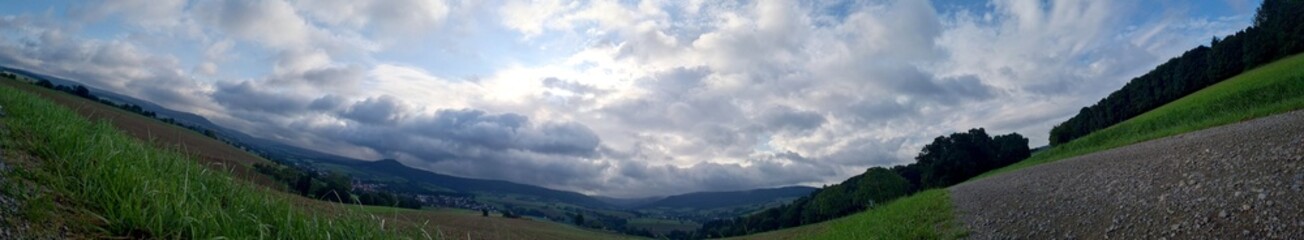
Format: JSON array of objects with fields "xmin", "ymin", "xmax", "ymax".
[{"xmin": 0, "ymin": 0, "xmax": 1260, "ymax": 198}]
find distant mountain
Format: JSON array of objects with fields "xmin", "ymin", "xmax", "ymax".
[
  {"xmin": 347, "ymin": 159, "xmax": 615, "ymax": 209},
  {"xmin": 638, "ymin": 186, "xmax": 818, "ymax": 210}
]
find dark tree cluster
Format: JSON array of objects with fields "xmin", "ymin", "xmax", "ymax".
[
  {"xmin": 899, "ymin": 129, "xmax": 1031, "ymax": 189},
  {"xmin": 1050, "ymin": 0, "xmax": 1304, "ymax": 145},
  {"xmin": 696, "ymin": 129, "xmax": 1029, "ymax": 239},
  {"xmin": 255, "ymin": 163, "xmax": 423, "ymax": 209},
  {"xmin": 36, "ymin": 79, "xmax": 95, "ymax": 100}
]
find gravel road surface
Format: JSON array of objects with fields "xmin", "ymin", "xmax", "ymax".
[{"xmin": 951, "ymin": 110, "xmax": 1304, "ymax": 239}]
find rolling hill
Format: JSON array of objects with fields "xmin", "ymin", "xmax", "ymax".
[
  {"xmin": 347, "ymin": 158, "xmax": 616, "ymax": 209},
  {"xmin": 638, "ymin": 186, "xmax": 816, "ymax": 210}
]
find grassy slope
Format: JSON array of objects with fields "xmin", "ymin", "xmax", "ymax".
[
  {"xmin": 0, "ymin": 77, "xmax": 641, "ymax": 238},
  {"xmin": 724, "ymin": 190, "xmax": 962, "ymax": 240},
  {"xmin": 0, "ymin": 78, "xmax": 285, "ymax": 189},
  {"xmin": 723, "ymin": 53, "xmax": 1304, "ymax": 240},
  {"xmin": 978, "ymin": 52, "xmax": 1304, "ymax": 179},
  {"xmin": 0, "ymin": 83, "xmax": 406, "ymax": 238}
]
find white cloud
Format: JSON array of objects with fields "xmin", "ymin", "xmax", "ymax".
[
  {"xmin": 292, "ymin": 0, "xmax": 450, "ymax": 41},
  {"xmin": 196, "ymin": 0, "xmax": 316, "ymax": 50},
  {"xmin": 74, "ymin": 0, "xmax": 188, "ymax": 30},
  {"xmin": 0, "ymin": 0, "xmax": 1259, "ymax": 197}
]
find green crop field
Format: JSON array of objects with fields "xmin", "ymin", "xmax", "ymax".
[
  {"xmin": 0, "ymin": 82, "xmax": 410, "ymax": 238},
  {"xmin": 723, "ymin": 53, "xmax": 1304, "ymax": 240}
]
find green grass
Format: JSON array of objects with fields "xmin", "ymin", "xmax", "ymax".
[
  {"xmin": 805, "ymin": 190, "xmax": 962, "ymax": 240},
  {"xmin": 978, "ymin": 53, "xmax": 1304, "ymax": 179},
  {"xmin": 725, "ymin": 190, "xmax": 962, "ymax": 240},
  {"xmin": 0, "ymin": 84, "xmax": 417, "ymax": 239}
]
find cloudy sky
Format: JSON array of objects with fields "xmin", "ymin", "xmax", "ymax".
[{"xmin": 0, "ymin": 0, "xmax": 1258, "ymax": 197}]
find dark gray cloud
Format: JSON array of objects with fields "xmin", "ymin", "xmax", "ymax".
[
  {"xmin": 532, "ymin": 122, "xmax": 602, "ymax": 157},
  {"xmin": 761, "ymin": 106, "xmax": 826, "ymax": 132},
  {"xmin": 300, "ymin": 65, "xmax": 365, "ymax": 86},
  {"xmin": 410, "ymin": 109, "xmax": 529, "ymax": 150},
  {"xmin": 268, "ymin": 106, "xmax": 608, "ymax": 192},
  {"xmin": 213, "ymin": 80, "xmax": 310, "ymax": 114},
  {"xmin": 341, "ymin": 95, "xmax": 406, "ymax": 125},
  {"xmin": 309, "ymin": 94, "xmax": 346, "ymax": 111},
  {"xmin": 276, "ymin": 106, "xmax": 606, "ymax": 164},
  {"xmin": 398, "ymin": 109, "xmax": 601, "ymax": 157}
]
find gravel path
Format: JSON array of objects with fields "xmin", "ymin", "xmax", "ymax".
[
  {"xmin": 0, "ymin": 105, "xmax": 62, "ymax": 239},
  {"xmin": 0, "ymin": 107, "xmax": 24, "ymax": 239},
  {"xmin": 951, "ymin": 110, "xmax": 1304, "ymax": 239}
]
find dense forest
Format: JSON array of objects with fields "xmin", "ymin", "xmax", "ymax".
[
  {"xmin": 1050, "ymin": 0, "xmax": 1304, "ymax": 145},
  {"xmin": 696, "ymin": 129, "xmax": 1030, "ymax": 238}
]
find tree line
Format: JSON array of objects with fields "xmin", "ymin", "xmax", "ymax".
[
  {"xmin": 696, "ymin": 129, "xmax": 1029, "ymax": 238},
  {"xmin": 254, "ymin": 163, "xmax": 424, "ymax": 209},
  {"xmin": 1050, "ymin": 0, "xmax": 1304, "ymax": 145}
]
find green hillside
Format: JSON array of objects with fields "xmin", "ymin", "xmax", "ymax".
[
  {"xmin": 724, "ymin": 189, "xmax": 963, "ymax": 240},
  {"xmin": 0, "ymin": 82, "xmax": 407, "ymax": 238},
  {"xmin": 724, "ymin": 51, "xmax": 1304, "ymax": 240},
  {"xmin": 981, "ymin": 52, "xmax": 1304, "ymax": 178}
]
